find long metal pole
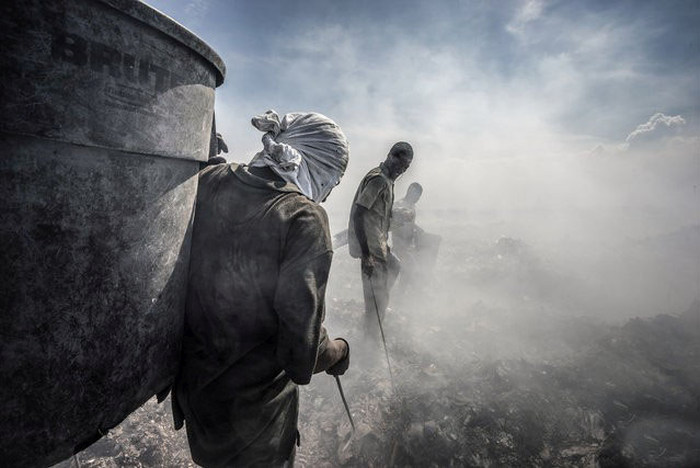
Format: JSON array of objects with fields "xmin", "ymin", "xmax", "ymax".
[
  {"xmin": 368, "ymin": 275, "xmax": 395, "ymax": 390},
  {"xmin": 334, "ymin": 375, "xmax": 355, "ymax": 432}
]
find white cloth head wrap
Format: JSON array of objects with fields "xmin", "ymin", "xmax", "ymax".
[{"xmin": 249, "ymin": 110, "xmax": 349, "ymax": 203}]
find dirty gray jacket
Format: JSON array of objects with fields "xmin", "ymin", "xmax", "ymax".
[{"xmin": 174, "ymin": 163, "xmax": 333, "ymax": 466}]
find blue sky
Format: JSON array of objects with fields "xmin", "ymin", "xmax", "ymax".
[{"xmin": 144, "ymin": 0, "xmax": 699, "ymax": 234}]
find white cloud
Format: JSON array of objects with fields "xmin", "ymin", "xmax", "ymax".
[
  {"xmin": 199, "ymin": 1, "xmax": 699, "ymax": 235},
  {"xmin": 506, "ymin": 0, "xmax": 546, "ymax": 35},
  {"xmin": 625, "ymin": 112, "xmax": 686, "ymax": 144}
]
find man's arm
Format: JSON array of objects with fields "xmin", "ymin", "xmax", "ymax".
[
  {"xmin": 353, "ymin": 205, "xmax": 371, "ymax": 258},
  {"xmin": 313, "ymin": 329, "xmax": 349, "ymax": 375},
  {"xmin": 353, "ymin": 205, "xmax": 378, "ymax": 277},
  {"xmin": 274, "ymin": 204, "xmax": 349, "ymax": 384}
]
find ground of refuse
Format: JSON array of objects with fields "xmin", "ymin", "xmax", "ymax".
[{"xmin": 54, "ymin": 221, "xmax": 700, "ymax": 467}]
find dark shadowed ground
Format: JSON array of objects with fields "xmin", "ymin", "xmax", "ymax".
[{"xmin": 53, "ymin": 215, "xmax": 700, "ymax": 467}]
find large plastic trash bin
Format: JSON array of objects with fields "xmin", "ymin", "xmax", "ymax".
[{"xmin": 0, "ymin": 1, "xmax": 225, "ymax": 465}]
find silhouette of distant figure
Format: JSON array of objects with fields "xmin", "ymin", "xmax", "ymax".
[
  {"xmin": 391, "ymin": 182, "xmax": 441, "ymax": 294},
  {"xmin": 391, "ymin": 182, "xmax": 423, "ymax": 257}
]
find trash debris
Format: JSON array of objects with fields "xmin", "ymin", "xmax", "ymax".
[{"xmin": 49, "ymin": 231, "xmax": 700, "ymax": 467}]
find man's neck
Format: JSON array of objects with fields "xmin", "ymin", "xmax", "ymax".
[
  {"xmin": 379, "ymin": 162, "xmax": 397, "ymax": 181},
  {"xmin": 249, "ymin": 164, "xmax": 285, "ymax": 183}
]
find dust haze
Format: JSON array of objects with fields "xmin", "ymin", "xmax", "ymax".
[
  {"xmin": 57, "ymin": 104, "xmax": 700, "ymax": 468},
  {"xmin": 51, "ymin": 0, "xmax": 700, "ymax": 465},
  {"xmin": 304, "ymin": 112, "xmax": 700, "ymax": 465}
]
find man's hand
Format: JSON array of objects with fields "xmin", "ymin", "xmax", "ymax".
[
  {"xmin": 326, "ymin": 338, "xmax": 350, "ymax": 376},
  {"xmin": 216, "ymin": 132, "xmax": 229, "ymax": 154},
  {"xmin": 361, "ymin": 255, "xmax": 376, "ymax": 277}
]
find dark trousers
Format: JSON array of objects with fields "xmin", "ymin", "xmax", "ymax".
[
  {"xmin": 179, "ymin": 381, "xmax": 299, "ymax": 468},
  {"xmin": 361, "ymin": 254, "xmax": 400, "ymax": 337}
]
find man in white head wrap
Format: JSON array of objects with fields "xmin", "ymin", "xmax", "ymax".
[
  {"xmin": 174, "ymin": 110, "xmax": 350, "ymax": 467},
  {"xmin": 249, "ymin": 110, "xmax": 348, "ymax": 203}
]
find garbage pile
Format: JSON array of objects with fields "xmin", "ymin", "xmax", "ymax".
[
  {"xmin": 51, "ymin": 230, "xmax": 700, "ymax": 467},
  {"xmin": 296, "ymin": 299, "xmax": 700, "ymax": 467}
]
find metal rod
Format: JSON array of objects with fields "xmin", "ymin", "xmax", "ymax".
[
  {"xmin": 334, "ymin": 375, "xmax": 355, "ymax": 432},
  {"xmin": 368, "ymin": 275, "xmax": 395, "ymax": 390}
]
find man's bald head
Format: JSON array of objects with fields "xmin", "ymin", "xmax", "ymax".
[{"xmin": 384, "ymin": 141, "xmax": 413, "ymax": 180}]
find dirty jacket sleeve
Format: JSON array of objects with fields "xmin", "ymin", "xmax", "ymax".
[{"xmin": 274, "ymin": 203, "xmax": 333, "ymax": 385}]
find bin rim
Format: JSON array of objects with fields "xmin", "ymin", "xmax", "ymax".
[{"xmin": 97, "ymin": 0, "xmax": 226, "ymax": 87}]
